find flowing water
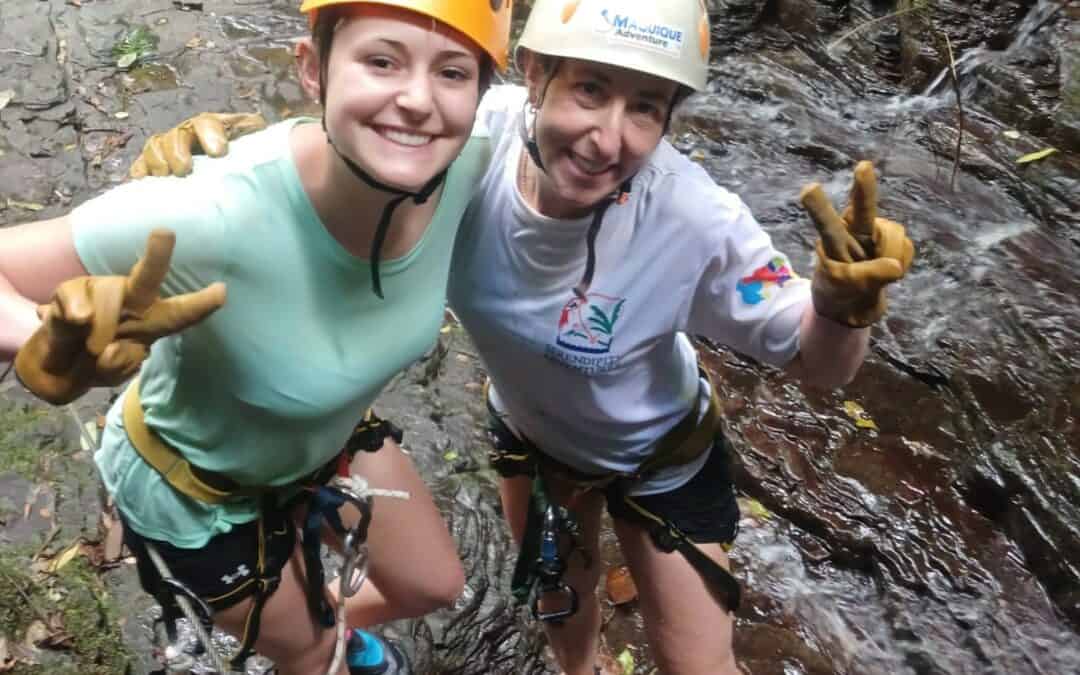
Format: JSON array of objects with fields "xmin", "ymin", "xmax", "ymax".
[{"xmin": 662, "ymin": 1, "xmax": 1079, "ymax": 673}]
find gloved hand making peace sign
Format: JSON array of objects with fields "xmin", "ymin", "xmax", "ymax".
[
  {"xmin": 129, "ymin": 112, "xmax": 266, "ymax": 178},
  {"xmin": 800, "ymin": 161, "xmax": 915, "ymax": 327},
  {"xmin": 14, "ymin": 229, "xmax": 226, "ymax": 405}
]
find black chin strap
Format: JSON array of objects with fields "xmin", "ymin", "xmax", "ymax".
[
  {"xmin": 573, "ymin": 178, "xmax": 632, "ymax": 300},
  {"xmin": 323, "ymin": 118, "xmax": 447, "ymax": 299},
  {"xmin": 519, "ymin": 109, "xmax": 546, "ymax": 173}
]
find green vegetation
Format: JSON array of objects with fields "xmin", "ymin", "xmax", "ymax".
[
  {"xmin": 0, "ymin": 404, "xmax": 55, "ymax": 480},
  {"xmin": 0, "ymin": 552, "xmax": 130, "ymax": 674},
  {"xmin": 111, "ymin": 25, "xmax": 160, "ymax": 69}
]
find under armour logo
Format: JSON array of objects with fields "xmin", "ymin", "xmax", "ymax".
[{"xmin": 220, "ymin": 564, "xmax": 251, "ymax": 585}]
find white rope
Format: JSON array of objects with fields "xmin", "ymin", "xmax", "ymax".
[
  {"xmin": 324, "ymin": 475, "xmax": 409, "ymax": 675},
  {"xmin": 144, "ymin": 540, "xmax": 230, "ymax": 673}
]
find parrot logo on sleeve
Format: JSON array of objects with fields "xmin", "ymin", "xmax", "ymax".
[{"xmin": 737, "ymin": 257, "xmax": 797, "ymax": 304}]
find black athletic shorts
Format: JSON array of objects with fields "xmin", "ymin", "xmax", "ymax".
[
  {"xmin": 121, "ymin": 504, "xmax": 296, "ymax": 612},
  {"xmin": 487, "ymin": 412, "xmax": 741, "ymax": 546}
]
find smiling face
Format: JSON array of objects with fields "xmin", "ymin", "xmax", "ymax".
[
  {"xmin": 298, "ymin": 4, "xmax": 485, "ymax": 192},
  {"xmin": 522, "ymin": 53, "xmax": 679, "ymax": 219}
]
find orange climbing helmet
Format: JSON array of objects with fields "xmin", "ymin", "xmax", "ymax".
[{"xmin": 299, "ymin": 0, "xmax": 513, "ymax": 71}]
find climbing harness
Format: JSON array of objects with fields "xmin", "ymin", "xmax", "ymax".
[
  {"xmin": 113, "ymin": 378, "xmax": 412, "ymax": 672},
  {"xmin": 494, "ymin": 370, "xmax": 742, "ymax": 621}
]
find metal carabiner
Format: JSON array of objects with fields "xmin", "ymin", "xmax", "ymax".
[
  {"xmin": 527, "ymin": 505, "xmax": 581, "ymax": 623},
  {"xmin": 529, "ymin": 577, "xmax": 579, "ymax": 623},
  {"xmin": 340, "ymin": 529, "xmax": 370, "ymax": 598}
]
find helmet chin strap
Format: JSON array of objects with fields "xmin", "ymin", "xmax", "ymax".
[
  {"xmin": 519, "ymin": 103, "xmax": 633, "ymax": 300},
  {"xmin": 323, "ymin": 117, "xmax": 447, "ymax": 299}
]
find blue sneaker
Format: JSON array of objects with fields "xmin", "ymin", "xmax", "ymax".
[{"xmin": 346, "ymin": 629, "xmax": 410, "ymax": 675}]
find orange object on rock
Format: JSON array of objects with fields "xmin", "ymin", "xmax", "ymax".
[{"xmin": 605, "ymin": 565, "xmax": 638, "ymax": 605}]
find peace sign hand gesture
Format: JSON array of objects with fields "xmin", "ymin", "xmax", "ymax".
[
  {"xmin": 799, "ymin": 161, "xmax": 915, "ymax": 328},
  {"xmin": 15, "ymin": 229, "xmax": 226, "ymax": 405}
]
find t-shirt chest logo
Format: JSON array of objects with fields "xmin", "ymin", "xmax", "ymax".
[
  {"xmin": 555, "ymin": 292, "xmax": 626, "ymax": 355},
  {"xmin": 545, "ymin": 291, "xmax": 627, "ymax": 375}
]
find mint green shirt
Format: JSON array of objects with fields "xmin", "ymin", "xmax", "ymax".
[{"xmin": 72, "ymin": 119, "xmax": 489, "ymax": 546}]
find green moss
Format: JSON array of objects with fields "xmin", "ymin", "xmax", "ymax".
[
  {"xmin": 0, "ymin": 552, "xmax": 131, "ymax": 674},
  {"xmin": 0, "ymin": 405, "xmax": 53, "ymax": 479}
]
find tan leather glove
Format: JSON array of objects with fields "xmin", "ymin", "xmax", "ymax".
[
  {"xmin": 129, "ymin": 112, "xmax": 266, "ymax": 178},
  {"xmin": 14, "ymin": 229, "xmax": 226, "ymax": 405},
  {"xmin": 799, "ymin": 161, "xmax": 915, "ymax": 328}
]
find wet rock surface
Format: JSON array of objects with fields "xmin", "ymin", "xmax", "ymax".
[{"xmin": 2, "ymin": 1, "xmax": 1079, "ymax": 674}]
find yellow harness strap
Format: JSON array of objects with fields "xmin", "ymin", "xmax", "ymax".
[
  {"xmin": 122, "ymin": 378, "xmax": 235, "ymax": 505},
  {"xmin": 485, "ymin": 365, "xmax": 723, "ymax": 486},
  {"xmin": 637, "ymin": 370, "xmax": 722, "ymax": 478}
]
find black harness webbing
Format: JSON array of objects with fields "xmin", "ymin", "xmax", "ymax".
[
  {"xmin": 609, "ymin": 485, "xmax": 741, "ymax": 613},
  {"xmin": 499, "ymin": 392, "xmax": 741, "ymax": 619},
  {"xmin": 229, "ymin": 493, "xmax": 283, "ymax": 669}
]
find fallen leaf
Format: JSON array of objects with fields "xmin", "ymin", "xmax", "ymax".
[
  {"xmin": 843, "ymin": 400, "xmax": 879, "ymax": 431},
  {"xmin": 5, "ymin": 198, "xmax": 44, "ymax": 212},
  {"xmin": 1016, "ymin": 147, "xmax": 1058, "ymax": 164},
  {"xmin": 1003, "ymin": 130, "xmax": 1021, "ymax": 139},
  {"xmin": 616, "ymin": 648, "xmax": 635, "ymax": 675},
  {"xmin": 47, "ymin": 541, "xmax": 83, "ymax": 573},
  {"xmin": 743, "ymin": 497, "xmax": 772, "ymax": 521},
  {"xmin": 0, "ymin": 89, "xmax": 13, "ymax": 110},
  {"xmin": 605, "ymin": 565, "xmax": 638, "ymax": 605}
]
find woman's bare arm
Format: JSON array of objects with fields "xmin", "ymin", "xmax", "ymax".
[
  {"xmin": 0, "ymin": 216, "xmax": 89, "ymax": 359},
  {"xmin": 785, "ymin": 303, "xmax": 870, "ymax": 389}
]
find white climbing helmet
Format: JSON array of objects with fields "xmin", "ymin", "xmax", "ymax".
[{"xmin": 516, "ymin": 0, "xmax": 711, "ymax": 92}]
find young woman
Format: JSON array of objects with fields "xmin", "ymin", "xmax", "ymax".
[
  {"xmin": 0, "ymin": 1, "xmax": 512, "ymax": 674},
  {"xmin": 126, "ymin": 2, "xmax": 914, "ymax": 673}
]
